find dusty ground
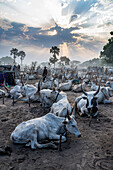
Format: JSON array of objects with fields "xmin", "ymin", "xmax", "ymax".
[{"xmin": 0, "ymin": 89, "xmax": 113, "ymax": 170}]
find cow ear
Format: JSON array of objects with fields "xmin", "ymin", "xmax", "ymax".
[
  {"xmin": 83, "ymin": 96, "xmax": 87, "ymax": 100},
  {"xmin": 62, "ymin": 120, "xmax": 68, "ymax": 125}
]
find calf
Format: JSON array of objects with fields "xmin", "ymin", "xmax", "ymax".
[{"xmin": 10, "ymin": 113, "xmax": 81, "ymax": 149}]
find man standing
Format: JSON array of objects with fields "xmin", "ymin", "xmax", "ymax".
[{"xmin": 43, "ymin": 66, "xmax": 47, "ymax": 81}]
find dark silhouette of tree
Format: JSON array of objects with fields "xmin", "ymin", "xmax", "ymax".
[
  {"xmin": 100, "ymin": 31, "xmax": 113, "ymax": 65},
  {"xmin": 17, "ymin": 51, "xmax": 26, "ymax": 66},
  {"xmin": 10, "ymin": 48, "xmax": 18, "ymax": 64},
  {"xmin": 49, "ymin": 46, "xmax": 60, "ymax": 67},
  {"xmin": 60, "ymin": 56, "xmax": 70, "ymax": 65}
]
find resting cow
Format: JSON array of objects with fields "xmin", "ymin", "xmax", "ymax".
[
  {"xmin": 58, "ymin": 80, "xmax": 72, "ymax": 91},
  {"xmin": 10, "ymin": 113, "xmax": 81, "ymax": 149},
  {"xmin": 51, "ymin": 94, "xmax": 72, "ymax": 117},
  {"xmin": 75, "ymin": 85, "xmax": 100, "ymax": 117},
  {"xmin": 72, "ymin": 82, "xmax": 86, "ymax": 93},
  {"xmin": 91, "ymin": 84, "xmax": 112, "ymax": 104}
]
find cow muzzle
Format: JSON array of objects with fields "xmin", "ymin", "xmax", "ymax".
[
  {"xmin": 78, "ymin": 134, "xmax": 81, "ymax": 138},
  {"xmin": 88, "ymin": 108, "xmax": 91, "ymax": 113}
]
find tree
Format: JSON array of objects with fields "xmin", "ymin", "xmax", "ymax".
[
  {"xmin": 100, "ymin": 31, "xmax": 113, "ymax": 65},
  {"xmin": 49, "ymin": 46, "xmax": 60, "ymax": 67},
  {"xmin": 0, "ymin": 56, "xmax": 13, "ymax": 65},
  {"xmin": 31, "ymin": 61, "xmax": 37, "ymax": 70},
  {"xmin": 10, "ymin": 48, "xmax": 18, "ymax": 64},
  {"xmin": 60, "ymin": 56, "xmax": 70, "ymax": 65},
  {"xmin": 17, "ymin": 51, "xmax": 26, "ymax": 66}
]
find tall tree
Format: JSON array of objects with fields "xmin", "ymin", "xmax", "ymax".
[
  {"xmin": 17, "ymin": 51, "xmax": 26, "ymax": 66},
  {"xmin": 49, "ymin": 46, "xmax": 60, "ymax": 67},
  {"xmin": 10, "ymin": 48, "xmax": 18, "ymax": 64},
  {"xmin": 100, "ymin": 31, "xmax": 113, "ymax": 65},
  {"xmin": 60, "ymin": 56, "xmax": 70, "ymax": 65}
]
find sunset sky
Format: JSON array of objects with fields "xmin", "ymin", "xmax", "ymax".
[{"xmin": 0, "ymin": 0, "xmax": 113, "ymax": 65}]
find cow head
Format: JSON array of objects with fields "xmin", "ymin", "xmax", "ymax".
[
  {"xmin": 62, "ymin": 110, "xmax": 81, "ymax": 137},
  {"xmin": 50, "ymin": 88, "xmax": 59, "ymax": 102},
  {"xmin": 81, "ymin": 85, "xmax": 100, "ymax": 114}
]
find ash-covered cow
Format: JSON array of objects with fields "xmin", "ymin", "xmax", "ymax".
[
  {"xmin": 9, "ymin": 79, "xmax": 23, "ymax": 99},
  {"xmin": 58, "ymin": 80, "xmax": 72, "ymax": 91},
  {"xmin": 51, "ymin": 91, "xmax": 72, "ymax": 117},
  {"xmin": 91, "ymin": 84, "xmax": 112, "ymax": 104},
  {"xmin": 10, "ymin": 113, "xmax": 81, "ymax": 149},
  {"xmin": 39, "ymin": 89, "xmax": 68, "ymax": 108},
  {"xmin": 72, "ymin": 82, "xmax": 86, "ymax": 93},
  {"xmin": 39, "ymin": 89, "xmax": 59, "ymax": 107},
  {"xmin": 75, "ymin": 85, "xmax": 100, "ymax": 117},
  {"xmin": 20, "ymin": 84, "xmax": 38, "ymax": 102}
]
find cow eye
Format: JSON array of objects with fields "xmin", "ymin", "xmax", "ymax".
[{"xmin": 72, "ymin": 125, "xmax": 75, "ymax": 127}]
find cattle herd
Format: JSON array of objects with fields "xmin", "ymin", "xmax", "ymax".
[{"xmin": 0, "ymin": 65, "xmax": 113, "ymax": 152}]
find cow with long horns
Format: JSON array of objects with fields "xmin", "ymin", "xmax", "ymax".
[{"xmin": 75, "ymin": 85, "xmax": 100, "ymax": 117}]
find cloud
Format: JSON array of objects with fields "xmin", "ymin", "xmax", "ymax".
[{"xmin": 0, "ymin": 0, "xmax": 113, "ymax": 64}]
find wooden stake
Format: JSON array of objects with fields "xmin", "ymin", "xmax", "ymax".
[
  {"xmin": 29, "ymin": 97, "xmax": 30, "ymax": 107},
  {"xmin": 2, "ymin": 93, "xmax": 5, "ymax": 104},
  {"xmin": 58, "ymin": 134, "xmax": 62, "ymax": 151}
]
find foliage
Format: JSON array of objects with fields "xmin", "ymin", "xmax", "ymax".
[
  {"xmin": 80, "ymin": 58, "xmax": 102, "ymax": 67},
  {"xmin": 70, "ymin": 60, "xmax": 81, "ymax": 66},
  {"xmin": 60, "ymin": 56, "xmax": 70, "ymax": 65},
  {"xmin": 17, "ymin": 51, "xmax": 26, "ymax": 65},
  {"xmin": 0, "ymin": 56, "xmax": 13, "ymax": 65},
  {"xmin": 100, "ymin": 31, "xmax": 113, "ymax": 65},
  {"xmin": 49, "ymin": 46, "xmax": 60, "ymax": 67},
  {"xmin": 10, "ymin": 48, "xmax": 18, "ymax": 64}
]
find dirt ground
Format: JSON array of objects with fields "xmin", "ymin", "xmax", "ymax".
[{"xmin": 0, "ymin": 89, "xmax": 113, "ymax": 170}]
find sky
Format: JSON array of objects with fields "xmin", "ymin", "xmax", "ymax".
[{"xmin": 0, "ymin": 0, "xmax": 113, "ymax": 65}]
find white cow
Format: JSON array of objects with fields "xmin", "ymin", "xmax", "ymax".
[
  {"xmin": 10, "ymin": 85, "xmax": 23, "ymax": 99},
  {"xmin": 91, "ymin": 84, "xmax": 112, "ymax": 104},
  {"xmin": 20, "ymin": 84, "xmax": 38, "ymax": 102},
  {"xmin": 10, "ymin": 113, "xmax": 81, "ymax": 149},
  {"xmin": 51, "ymin": 94, "xmax": 72, "ymax": 117},
  {"xmin": 72, "ymin": 82, "xmax": 86, "ymax": 92},
  {"xmin": 35, "ymin": 79, "xmax": 54, "ymax": 90},
  {"xmin": 39, "ymin": 89, "xmax": 61, "ymax": 107},
  {"xmin": 97, "ymin": 87, "xmax": 112, "ymax": 104},
  {"xmin": 59, "ymin": 80, "xmax": 72, "ymax": 91},
  {"xmin": 75, "ymin": 86, "xmax": 100, "ymax": 117},
  {"xmin": 105, "ymin": 81, "xmax": 113, "ymax": 90}
]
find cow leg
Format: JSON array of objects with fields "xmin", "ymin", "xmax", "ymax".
[
  {"xmin": 103, "ymin": 99, "xmax": 112, "ymax": 104},
  {"xmin": 26, "ymin": 129, "xmax": 57, "ymax": 149}
]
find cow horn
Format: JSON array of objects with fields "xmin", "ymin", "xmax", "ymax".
[
  {"xmin": 67, "ymin": 108, "xmax": 71, "ymax": 120},
  {"xmin": 94, "ymin": 85, "xmax": 100, "ymax": 96},
  {"xmin": 3, "ymin": 78, "xmax": 10, "ymax": 93},
  {"xmin": 22, "ymin": 82, "xmax": 24, "ymax": 86},
  {"xmin": 81, "ymin": 85, "xmax": 87, "ymax": 96},
  {"xmin": 38, "ymin": 80, "xmax": 40, "ymax": 92}
]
